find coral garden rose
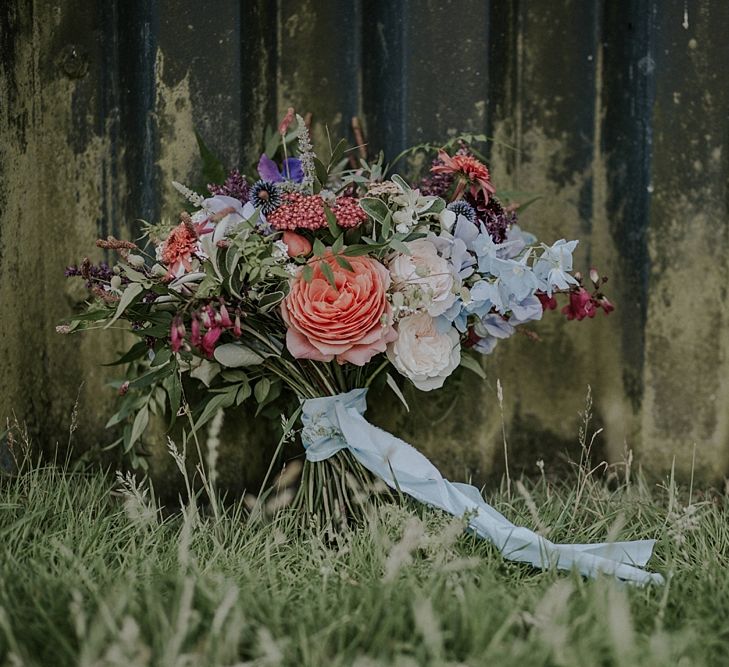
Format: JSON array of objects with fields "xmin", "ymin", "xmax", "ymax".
[
  {"xmin": 387, "ymin": 312, "xmax": 461, "ymax": 391},
  {"xmin": 282, "ymin": 252, "xmax": 397, "ymax": 365}
]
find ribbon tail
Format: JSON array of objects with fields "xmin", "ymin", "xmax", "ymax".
[{"xmin": 332, "ymin": 403, "xmax": 663, "ymax": 586}]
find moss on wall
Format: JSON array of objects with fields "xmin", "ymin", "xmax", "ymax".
[{"xmin": 1, "ymin": 0, "xmax": 728, "ymax": 490}]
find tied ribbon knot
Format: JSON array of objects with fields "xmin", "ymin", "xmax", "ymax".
[{"xmin": 301, "ymin": 388, "xmax": 664, "ymax": 586}]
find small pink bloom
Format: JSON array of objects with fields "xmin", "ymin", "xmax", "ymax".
[
  {"xmin": 598, "ymin": 296, "xmax": 615, "ymax": 315},
  {"xmin": 281, "ymin": 252, "xmax": 397, "ymax": 365},
  {"xmin": 201, "ymin": 326, "xmax": 222, "ymax": 358},
  {"xmin": 562, "ymin": 288, "xmax": 596, "ymax": 321},
  {"xmin": 170, "ymin": 317, "xmax": 186, "ymax": 353},
  {"xmin": 282, "ymin": 231, "xmax": 312, "ymax": 257},
  {"xmin": 219, "ymin": 302, "xmax": 233, "ymax": 328},
  {"xmin": 537, "ymin": 291, "xmax": 558, "ymax": 311},
  {"xmin": 278, "ymin": 106, "xmax": 295, "ymax": 136},
  {"xmin": 191, "ymin": 317, "xmax": 202, "ymax": 347}
]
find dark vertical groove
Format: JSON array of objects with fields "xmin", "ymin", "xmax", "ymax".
[
  {"xmin": 240, "ymin": 0, "xmax": 277, "ymax": 166},
  {"xmin": 362, "ymin": 0, "xmax": 407, "ymax": 158},
  {"xmin": 602, "ymin": 0, "xmax": 657, "ymax": 408},
  {"xmin": 98, "ymin": 0, "xmax": 120, "ymax": 239},
  {"xmin": 117, "ymin": 0, "xmax": 159, "ymax": 228}
]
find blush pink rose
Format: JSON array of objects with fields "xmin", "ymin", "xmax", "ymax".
[{"xmin": 282, "ymin": 252, "xmax": 397, "ymax": 365}]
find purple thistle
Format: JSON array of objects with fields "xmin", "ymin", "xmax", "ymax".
[{"xmin": 208, "ymin": 169, "xmax": 250, "ymax": 204}]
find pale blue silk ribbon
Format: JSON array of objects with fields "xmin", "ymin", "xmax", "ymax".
[{"xmin": 301, "ymin": 388, "xmax": 664, "ymax": 586}]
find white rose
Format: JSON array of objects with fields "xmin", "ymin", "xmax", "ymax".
[
  {"xmin": 387, "ymin": 312, "xmax": 461, "ymax": 391},
  {"xmin": 388, "ymin": 238, "xmax": 457, "ymax": 317}
]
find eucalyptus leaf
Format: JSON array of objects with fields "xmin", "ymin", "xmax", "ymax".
[
  {"xmin": 105, "ymin": 282, "xmax": 144, "ymax": 329},
  {"xmin": 459, "ymin": 354, "xmax": 487, "ymax": 380},
  {"xmin": 213, "ymin": 343, "xmax": 264, "ymax": 368},
  {"xmin": 190, "ymin": 359, "xmax": 221, "ymax": 387},
  {"xmin": 360, "ymin": 197, "xmax": 390, "ymax": 224},
  {"xmin": 254, "ymin": 377, "xmax": 271, "ymax": 405},
  {"xmin": 128, "ymin": 405, "xmax": 149, "ymax": 452}
]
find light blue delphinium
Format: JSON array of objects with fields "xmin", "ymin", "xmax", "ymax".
[{"xmin": 533, "ymin": 239, "xmax": 579, "ymax": 295}]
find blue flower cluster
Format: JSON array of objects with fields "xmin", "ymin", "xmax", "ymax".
[{"xmin": 434, "ymin": 215, "xmax": 579, "ymax": 355}]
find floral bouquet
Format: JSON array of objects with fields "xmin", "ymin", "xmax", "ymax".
[{"xmin": 61, "ymin": 109, "xmax": 661, "ymax": 584}]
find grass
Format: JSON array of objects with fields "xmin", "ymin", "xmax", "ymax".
[{"xmin": 1, "ymin": 419, "xmax": 729, "ymax": 665}]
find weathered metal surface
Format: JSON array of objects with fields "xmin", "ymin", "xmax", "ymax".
[{"xmin": 1, "ymin": 0, "xmax": 728, "ymax": 486}]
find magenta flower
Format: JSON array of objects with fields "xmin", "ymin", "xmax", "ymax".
[
  {"xmin": 170, "ymin": 317, "xmax": 186, "ymax": 353},
  {"xmin": 201, "ymin": 327, "xmax": 222, "ymax": 358},
  {"xmin": 562, "ymin": 288, "xmax": 596, "ymax": 321}
]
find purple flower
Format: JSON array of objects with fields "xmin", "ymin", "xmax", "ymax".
[
  {"xmin": 208, "ymin": 169, "xmax": 249, "ymax": 204},
  {"xmin": 257, "ymin": 153, "xmax": 303, "ymax": 183}
]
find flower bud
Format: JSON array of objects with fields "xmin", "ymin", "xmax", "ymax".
[
  {"xmin": 126, "ymin": 254, "xmax": 145, "ymax": 268},
  {"xmin": 589, "ymin": 267, "xmax": 600, "ymax": 285},
  {"xmin": 282, "ymin": 231, "xmax": 312, "ymax": 257},
  {"xmin": 110, "ymin": 275, "xmax": 122, "ymax": 290}
]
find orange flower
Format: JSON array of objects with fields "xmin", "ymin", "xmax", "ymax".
[
  {"xmin": 161, "ymin": 223, "xmax": 198, "ymax": 277},
  {"xmin": 281, "ymin": 252, "xmax": 397, "ymax": 365},
  {"xmin": 430, "ymin": 150, "xmax": 495, "ymax": 202}
]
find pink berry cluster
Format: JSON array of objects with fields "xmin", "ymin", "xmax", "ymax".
[
  {"xmin": 332, "ymin": 196, "xmax": 368, "ymax": 228},
  {"xmin": 268, "ymin": 193, "xmax": 367, "ymax": 231},
  {"xmin": 170, "ymin": 299, "xmax": 243, "ymax": 358},
  {"xmin": 269, "ymin": 193, "xmax": 327, "ymax": 231}
]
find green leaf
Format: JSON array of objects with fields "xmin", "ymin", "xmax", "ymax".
[
  {"xmin": 221, "ymin": 369, "xmax": 248, "ymax": 382},
  {"xmin": 195, "ymin": 131, "xmax": 226, "ymax": 185},
  {"xmin": 264, "ymin": 126, "xmax": 281, "ymax": 159},
  {"xmin": 103, "ymin": 341, "xmax": 149, "ymax": 367},
  {"xmin": 332, "ymin": 233, "xmax": 344, "ymax": 254},
  {"xmin": 189, "ymin": 360, "xmax": 220, "ymax": 387},
  {"xmin": 360, "ymin": 198, "xmax": 390, "ymax": 224},
  {"xmin": 342, "ymin": 244, "xmax": 378, "ymax": 257},
  {"xmin": 328, "ymin": 138, "xmax": 347, "ymax": 169},
  {"xmin": 390, "ymin": 174, "xmax": 410, "ymax": 192},
  {"xmin": 313, "ymin": 157, "xmax": 329, "ymax": 185},
  {"xmin": 194, "ymin": 393, "xmax": 230, "ymax": 432},
  {"xmin": 312, "ymin": 238, "xmax": 326, "ymax": 257},
  {"xmin": 323, "ymin": 203, "xmax": 341, "ymax": 237},
  {"xmin": 390, "ymin": 238, "xmax": 411, "ymax": 255},
  {"xmin": 150, "ymin": 347, "xmax": 171, "ymax": 367},
  {"xmin": 320, "ymin": 261, "xmax": 337, "ymax": 290},
  {"xmin": 128, "ymin": 362, "xmax": 173, "ymax": 390},
  {"xmin": 236, "ymin": 381, "xmax": 252, "ymax": 405},
  {"xmin": 127, "ymin": 405, "xmax": 149, "ymax": 452},
  {"xmin": 334, "ymin": 254, "xmax": 354, "ymax": 272},
  {"xmin": 105, "ymin": 282, "xmax": 144, "ymax": 329},
  {"xmin": 386, "ymin": 373, "xmax": 410, "ymax": 412},
  {"xmin": 302, "ymin": 264, "xmax": 314, "ymax": 282},
  {"xmin": 459, "ymin": 353, "xmax": 487, "ymax": 380},
  {"xmin": 254, "ymin": 377, "xmax": 271, "ymax": 405},
  {"xmin": 381, "ymin": 210, "xmax": 392, "ymax": 240},
  {"xmin": 64, "ymin": 309, "xmax": 112, "ymax": 323},
  {"xmin": 213, "ymin": 343, "xmax": 264, "ymax": 368},
  {"xmin": 165, "ymin": 373, "xmax": 182, "ymax": 428}
]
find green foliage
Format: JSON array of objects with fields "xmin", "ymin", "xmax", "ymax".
[
  {"xmin": 0, "ymin": 457, "xmax": 725, "ymax": 666},
  {"xmin": 195, "ymin": 131, "xmax": 227, "ymax": 186}
]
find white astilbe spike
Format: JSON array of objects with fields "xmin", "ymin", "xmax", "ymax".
[{"xmin": 171, "ymin": 180, "xmax": 205, "ymax": 207}]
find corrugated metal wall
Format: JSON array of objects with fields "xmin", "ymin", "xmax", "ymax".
[{"xmin": 1, "ymin": 0, "xmax": 728, "ymax": 486}]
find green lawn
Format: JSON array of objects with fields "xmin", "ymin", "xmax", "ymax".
[{"xmin": 1, "ymin": 451, "xmax": 727, "ymax": 666}]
